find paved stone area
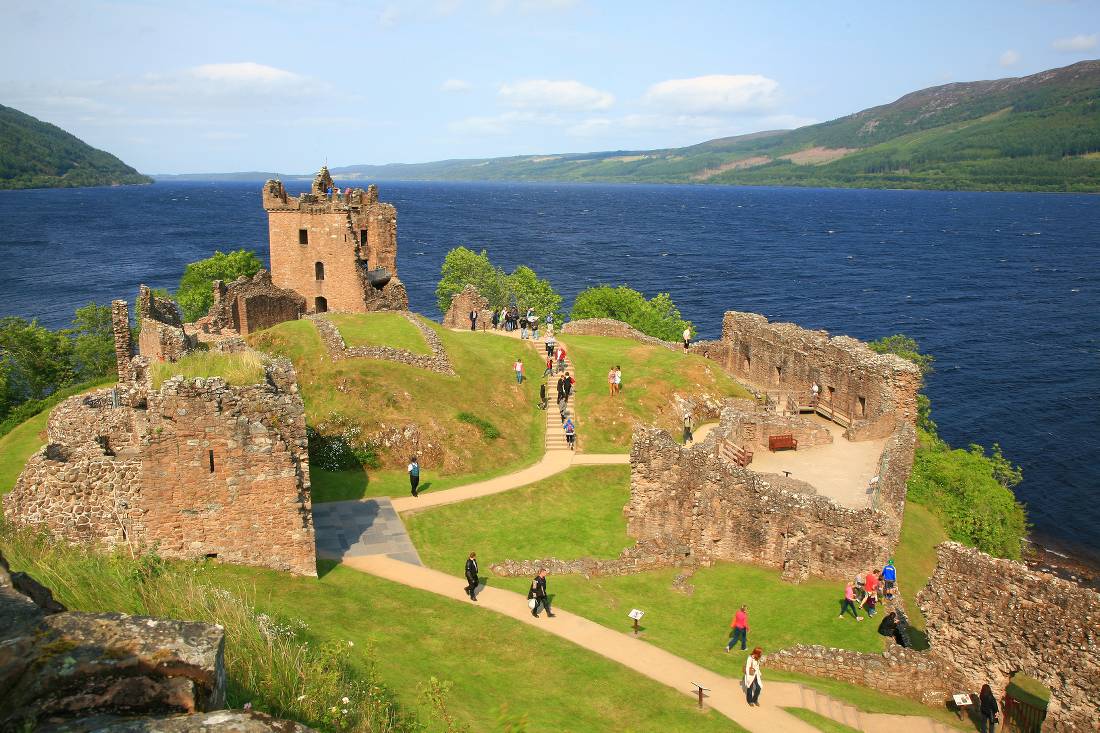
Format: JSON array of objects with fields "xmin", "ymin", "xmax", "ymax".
[{"xmin": 313, "ymin": 498, "xmax": 422, "ymax": 566}]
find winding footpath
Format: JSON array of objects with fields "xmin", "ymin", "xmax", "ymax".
[{"xmin": 319, "ymin": 324, "xmax": 956, "ymax": 733}]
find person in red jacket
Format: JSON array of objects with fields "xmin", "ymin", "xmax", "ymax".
[{"xmin": 724, "ymin": 604, "xmax": 749, "ymax": 652}]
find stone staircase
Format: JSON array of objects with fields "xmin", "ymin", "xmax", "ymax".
[
  {"xmin": 779, "ymin": 683, "xmax": 961, "ymax": 733},
  {"xmin": 543, "ymin": 342, "xmax": 575, "ymax": 453}
]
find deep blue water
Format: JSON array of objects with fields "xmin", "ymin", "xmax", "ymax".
[{"xmin": 1, "ymin": 181, "xmax": 1098, "ymax": 565}]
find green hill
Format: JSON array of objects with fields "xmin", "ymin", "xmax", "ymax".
[
  {"xmin": 324, "ymin": 60, "xmax": 1100, "ymax": 192},
  {"xmin": 0, "ymin": 104, "xmax": 151, "ymax": 190}
]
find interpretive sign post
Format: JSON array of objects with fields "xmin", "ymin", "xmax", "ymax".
[{"xmin": 628, "ymin": 608, "xmax": 644, "ymax": 635}]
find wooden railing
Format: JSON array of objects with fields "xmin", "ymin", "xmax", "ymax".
[
  {"xmin": 1002, "ymin": 694, "xmax": 1046, "ymax": 733},
  {"xmin": 718, "ymin": 439, "xmax": 753, "ymax": 467}
]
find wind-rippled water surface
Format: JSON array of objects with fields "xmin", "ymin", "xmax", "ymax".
[{"xmin": 1, "ymin": 180, "xmax": 1097, "ymax": 565}]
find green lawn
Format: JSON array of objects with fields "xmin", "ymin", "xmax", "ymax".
[
  {"xmin": 406, "ymin": 465, "xmax": 634, "ymax": 569},
  {"xmin": 151, "ymin": 349, "xmax": 265, "ymax": 388},
  {"xmin": 783, "ymin": 707, "xmax": 861, "ymax": 733},
  {"xmin": 328, "ymin": 312, "xmax": 431, "ymax": 355},
  {"xmin": 1, "ymin": 528, "xmax": 744, "ymax": 733},
  {"xmin": 251, "ymin": 317, "xmax": 545, "ymax": 500},
  {"xmin": 893, "ymin": 501, "xmax": 948, "ymax": 643},
  {"xmin": 563, "ymin": 334, "xmax": 752, "ymax": 453},
  {"xmin": 0, "ymin": 409, "xmax": 50, "ymax": 494}
]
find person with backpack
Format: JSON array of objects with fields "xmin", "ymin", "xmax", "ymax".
[
  {"xmin": 564, "ymin": 417, "xmax": 576, "ymax": 450},
  {"xmin": 881, "ymin": 559, "xmax": 897, "ymax": 598},
  {"xmin": 408, "ymin": 456, "xmax": 420, "ymax": 497},
  {"xmin": 562, "ymin": 372, "xmax": 574, "ymax": 401}
]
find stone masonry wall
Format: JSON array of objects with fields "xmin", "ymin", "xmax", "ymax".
[
  {"xmin": 626, "ymin": 426, "xmax": 899, "ymax": 582},
  {"xmin": 918, "ymin": 542, "xmax": 1100, "ymax": 731},
  {"xmin": 207, "ymin": 269, "xmax": 305, "ymax": 337},
  {"xmin": 137, "ymin": 285, "xmax": 193, "ymax": 362},
  {"xmin": 699, "ymin": 311, "xmax": 922, "ymax": 440},
  {"xmin": 264, "ymin": 172, "xmax": 407, "ymax": 315},
  {"xmin": 562, "ymin": 318, "xmax": 679, "ymax": 351},
  {"xmin": 111, "ymin": 300, "xmax": 133, "ymax": 383},
  {"xmin": 310, "ymin": 314, "xmax": 455, "ymax": 376},
  {"xmin": 443, "ymin": 284, "xmax": 491, "ymax": 330},
  {"xmin": 5, "ymin": 360, "xmax": 317, "ymax": 576}
]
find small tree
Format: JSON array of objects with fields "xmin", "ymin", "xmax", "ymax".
[
  {"xmin": 571, "ymin": 285, "xmax": 692, "ymax": 342},
  {"xmin": 177, "ymin": 249, "xmax": 262, "ymax": 322},
  {"xmin": 435, "ymin": 247, "xmax": 507, "ymax": 314},
  {"xmin": 65, "ymin": 302, "xmax": 116, "ymax": 381},
  {"xmin": 0, "ymin": 316, "xmax": 74, "ymax": 402},
  {"xmin": 867, "ymin": 334, "xmax": 934, "ymax": 376},
  {"xmin": 506, "ymin": 265, "xmax": 562, "ymax": 320}
]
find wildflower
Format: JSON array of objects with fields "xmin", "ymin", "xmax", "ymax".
[
  {"xmin": 243, "ymin": 702, "xmax": 252, "ymax": 711},
  {"xmin": 347, "ymin": 640, "xmax": 355, "ymax": 647},
  {"xmin": 297, "ymin": 694, "xmax": 306, "ymax": 701},
  {"xmin": 341, "ymin": 696, "xmax": 350, "ymax": 704},
  {"xmin": 342, "ymin": 709, "xmax": 348, "ymax": 714}
]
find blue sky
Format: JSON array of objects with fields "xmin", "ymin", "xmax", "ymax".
[{"xmin": 2, "ymin": 0, "xmax": 1098, "ymax": 173}]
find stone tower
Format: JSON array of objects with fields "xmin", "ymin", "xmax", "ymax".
[{"xmin": 262, "ymin": 166, "xmax": 408, "ymax": 314}]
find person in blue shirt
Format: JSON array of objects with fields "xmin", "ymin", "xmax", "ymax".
[{"xmin": 881, "ymin": 559, "xmax": 897, "ymax": 598}]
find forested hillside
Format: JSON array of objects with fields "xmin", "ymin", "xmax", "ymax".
[
  {"xmin": 0, "ymin": 104, "xmax": 151, "ymax": 190},
  {"xmin": 323, "ymin": 60, "xmax": 1100, "ymax": 192}
]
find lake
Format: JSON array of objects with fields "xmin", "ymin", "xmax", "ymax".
[{"xmin": 1, "ymin": 180, "xmax": 1097, "ymax": 566}]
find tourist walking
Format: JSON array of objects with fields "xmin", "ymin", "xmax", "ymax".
[
  {"xmin": 608, "ymin": 366, "xmax": 616, "ymax": 397},
  {"xmin": 562, "ymin": 372, "xmax": 574, "ymax": 401},
  {"xmin": 408, "ymin": 456, "xmax": 420, "ymax": 497},
  {"xmin": 683, "ymin": 413, "xmax": 694, "ymax": 444},
  {"xmin": 528, "ymin": 569, "xmax": 555, "ymax": 617},
  {"xmin": 880, "ymin": 559, "xmax": 897, "ymax": 598},
  {"xmin": 839, "ymin": 581, "xmax": 863, "ymax": 620},
  {"xmin": 564, "ymin": 417, "xmax": 576, "ymax": 450},
  {"xmin": 555, "ymin": 345, "xmax": 567, "ymax": 374},
  {"xmin": 539, "ymin": 383, "xmax": 548, "ymax": 410},
  {"xmin": 725, "ymin": 605, "xmax": 749, "ymax": 652},
  {"xmin": 979, "ymin": 684, "xmax": 1000, "ymax": 733},
  {"xmin": 544, "ymin": 356, "xmax": 554, "ymax": 378},
  {"xmin": 491, "ymin": 308, "xmax": 500, "ymax": 330},
  {"xmin": 683, "ymin": 327, "xmax": 692, "ymax": 350},
  {"xmin": 743, "ymin": 647, "xmax": 763, "ymax": 705},
  {"xmin": 469, "ymin": 309, "xmax": 479, "ymax": 331},
  {"xmin": 530, "ymin": 314, "xmax": 540, "ymax": 340},
  {"xmin": 464, "ymin": 552, "xmax": 479, "ymax": 601},
  {"xmin": 513, "ymin": 357, "xmax": 524, "ymax": 384},
  {"xmin": 519, "ymin": 315, "xmax": 528, "ymax": 339},
  {"xmin": 545, "ymin": 333, "xmax": 556, "ymax": 358},
  {"xmin": 614, "ymin": 365, "xmax": 622, "ymax": 394},
  {"xmin": 558, "ymin": 395, "xmax": 569, "ymax": 424}
]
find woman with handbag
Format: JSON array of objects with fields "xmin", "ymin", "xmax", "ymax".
[{"xmin": 743, "ymin": 647, "xmax": 763, "ymax": 706}]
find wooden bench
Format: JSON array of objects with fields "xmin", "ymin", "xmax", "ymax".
[{"xmin": 768, "ymin": 434, "xmax": 798, "ymax": 452}]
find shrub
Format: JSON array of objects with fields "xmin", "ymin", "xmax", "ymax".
[
  {"xmin": 570, "ymin": 285, "xmax": 692, "ymax": 342},
  {"xmin": 435, "ymin": 247, "xmax": 562, "ymax": 320},
  {"xmin": 308, "ymin": 414, "xmax": 382, "ymax": 471},
  {"xmin": 177, "ymin": 249, "xmax": 263, "ymax": 322},
  {"xmin": 457, "ymin": 412, "xmax": 501, "ymax": 440}
]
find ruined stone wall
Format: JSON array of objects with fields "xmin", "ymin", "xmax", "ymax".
[
  {"xmin": 136, "ymin": 285, "xmax": 192, "ymax": 363},
  {"xmin": 443, "ymin": 284, "xmax": 491, "ymax": 330},
  {"xmin": 766, "ymin": 643, "xmax": 966, "ymax": 708},
  {"xmin": 264, "ymin": 173, "xmax": 407, "ymax": 315},
  {"xmin": 562, "ymin": 318, "xmax": 680, "ymax": 351},
  {"xmin": 918, "ymin": 543, "xmax": 1100, "ymax": 732},
  {"xmin": 206, "ymin": 270, "xmax": 305, "ymax": 336},
  {"xmin": 5, "ymin": 361, "xmax": 317, "ymax": 577},
  {"xmin": 311, "ymin": 314, "xmax": 455, "ymax": 376},
  {"xmin": 700, "ymin": 312, "xmax": 922, "ymax": 440},
  {"xmin": 111, "ymin": 300, "xmax": 133, "ymax": 383},
  {"xmin": 626, "ymin": 427, "xmax": 899, "ymax": 582}
]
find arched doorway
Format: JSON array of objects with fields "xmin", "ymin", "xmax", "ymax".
[{"xmin": 315, "ymin": 296, "xmax": 328, "ymax": 313}]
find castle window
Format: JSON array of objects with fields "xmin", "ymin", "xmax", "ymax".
[
  {"xmin": 773, "ymin": 365, "xmax": 782, "ymax": 386},
  {"xmin": 208, "ymin": 449, "xmax": 215, "ymax": 473},
  {"xmin": 298, "ymin": 228, "xmax": 309, "ymax": 245},
  {"xmin": 315, "ymin": 296, "xmax": 328, "ymax": 313},
  {"xmin": 360, "ymin": 229, "xmax": 368, "ymax": 246},
  {"xmin": 858, "ymin": 396, "xmax": 867, "ymax": 417},
  {"xmin": 315, "ymin": 261, "xmax": 325, "ymax": 281}
]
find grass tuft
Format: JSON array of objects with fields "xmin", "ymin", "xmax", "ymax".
[
  {"xmin": 151, "ymin": 350, "xmax": 266, "ymax": 388},
  {"xmin": 456, "ymin": 412, "xmax": 501, "ymax": 440}
]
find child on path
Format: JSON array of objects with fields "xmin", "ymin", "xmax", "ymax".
[
  {"xmin": 513, "ymin": 357, "xmax": 524, "ymax": 384},
  {"xmin": 564, "ymin": 417, "xmax": 576, "ymax": 449},
  {"xmin": 839, "ymin": 581, "xmax": 863, "ymax": 620},
  {"xmin": 608, "ymin": 366, "xmax": 616, "ymax": 396},
  {"xmin": 408, "ymin": 456, "xmax": 420, "ymax": 497},
  {"xmin": 725, "ymin": 605, "xmax": 749, "ymax": 652},
  {"xmin": 614, "ymin": 365, "xmax": 622, "ymax": 394},
  {"xmin": 743, "ymin": 648, "xmax": 763, "ymax": 706}
]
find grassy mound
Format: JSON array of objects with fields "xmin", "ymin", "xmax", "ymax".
[
  {"xmin": 151, "ymin": 350, "xmax": 266, "ymax": 388},
  {"xmin": 328, "ymin": 312, "xmax": 431, "ymax": 355},
  {"xmin": 563, "ymin": 334, "xmax": 752, "ymax": 453},
  {"xmin": 1, "ymin": 528, "xmax": 742, "ymax": 732},
  {"xmin": 250, "ymin": 317, "xmax": 544, "ymax": 501}
]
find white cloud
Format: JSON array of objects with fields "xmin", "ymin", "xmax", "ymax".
[
  {"xmin": 189, "ymin": 62, "xmax": 302, "ymax": 84},
  {"xmin": 449, "ymin": 114, "xmax": 515, "ymax": 135},
  {"xmin": 498, "ymin": 79, "xmax": 613, "ymax": 111},
  {"xmin": 566, "ymin": 117, "xmax": 613, "ymax": 136},
  {"xmin": 643, "ymin": 74, "xmax": 780, "ymax": 115},
  {"xmin": 441, "ymin": 78, "xmax": 473, "ymax": 92},
  {"xmin": 379, "ymin": 5, "xmax": 401, "ymax": 27},
  {"xmin": 1052, "ymin": 33, "xmax": 1097, "ymax": 51},
  {"xmin": 999, "ymin": 50, "xmax": 1021, "ymax": 67}
]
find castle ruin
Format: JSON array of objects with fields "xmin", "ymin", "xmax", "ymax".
[
  {"xmin": 4, "ymin": 290, "xmax": 317, "ymax": 576},
  {"xmin": 262, "ymin": 166, "xmax": 408, "ymax": 316}
]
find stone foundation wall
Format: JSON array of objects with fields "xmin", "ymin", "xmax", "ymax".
[
  {"xmin": 697, "ymin": 311, "xmax": 922, "ymax": 440},
  {"xmin": 207, "ymin": 270, "xmax": 305, "ymax": 337},
  {"xmin": 918, "ymin": 542, "xmax": 1100, "ymax": 731},
  {"xmin": 562, "ymin": 318, "xmax": 679, "ymax": 351},
  {"xmin": 311, "ymin": 314, "xmax": 454, "ymax": 375},
  {"xmin": 136, "ymin": 285, "xmax": 192, "ymax": 363},
  {"xmin": 766, "ymin": 643, "xmax": 966, "ymax": 708},
  {"xmin": 626, "ymin": 426, "xmax": 899, "ymax": 582},
  {"xmin": 443, "ymin": 284, "xmax": 491, "ymax": 330}
]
